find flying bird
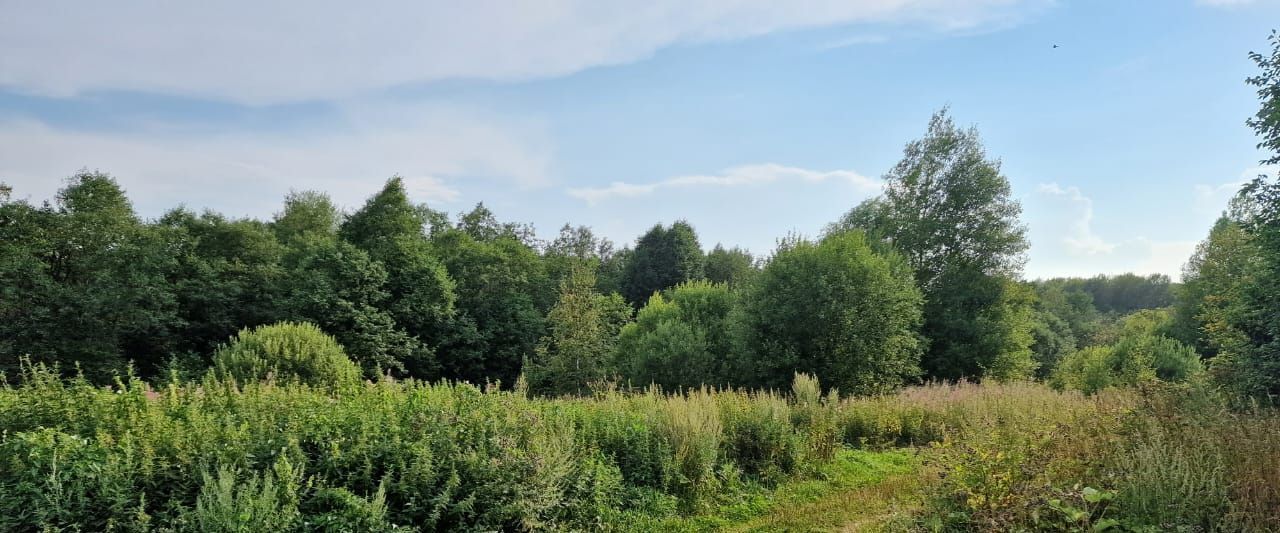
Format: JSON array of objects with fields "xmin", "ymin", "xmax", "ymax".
[{"xmin": 1053, "ymin": 44, "xmax": 1060, "ymax": 48}]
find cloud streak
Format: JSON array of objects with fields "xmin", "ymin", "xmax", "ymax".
[
  {"xmin": 567, "ymin": 164, "xmax": 881, "ymax": 204},
  {"xmin": 0, "ymin": 104, "xmax": 552, "ymax": 218},
  {"xmin": 2, "ymin": 0, "xmax": 1052, "ymax": 104}
]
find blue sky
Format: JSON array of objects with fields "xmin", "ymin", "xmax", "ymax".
[{"xmin": 2, "ymin": 0, "xmax": 1278, "ymax": 279}]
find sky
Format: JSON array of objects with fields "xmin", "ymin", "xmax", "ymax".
[{"xmin": 2, "ymin": 0, "xmax": 1279, "ymax": 280}]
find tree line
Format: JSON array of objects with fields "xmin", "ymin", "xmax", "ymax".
[{"xmin": 3, "ymin": 30, "xmax": 1279, "ymax": 401}]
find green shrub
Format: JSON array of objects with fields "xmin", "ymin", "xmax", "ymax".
[
  {"xmin": 212, "ymin": 321, "xmax": 361, "ymax": 389},
  {"xmin": 1050, "ymin": 345, "xmax": 1117, "ymax": 394},
  {"xmin": 1051, "ymin": 334, "xmax": 1203, "ymax": 395},
  {"xmin": 301, "ymin": 484, "xmax": 400, "ymax": 533},
  {"xmin": 192, "ymin": 459, "xmax": 302, "ymax": 533}
]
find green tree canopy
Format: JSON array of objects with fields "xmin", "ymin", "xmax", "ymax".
[
  {"xmin": 621, "ymin": 221, "xmax": 705, "ymax": 306},
  {"xmin": 526, "ymin": 265, "xmax": 631, "ymax": 396},
  {"xmin": 430, "ymin": 228, "xmax": 550, "ymax": 386},
  {"xmin": 614, "ymin": 280, "xmax": 737, "ymax": 390},
  {"xmin": 0, "ymin": 172, "xmax": 180, "ymax": 380},
  {"xmin": 703, "ymin": 244, "xmax": 756, "ymax": 287},
  {"xmin": 830, "ymin": 109, "xmax": 1033, "ymax": 381},
  {"xmin": 339, "ymin": 178, "xmax": 456, "ymax": 375},
  {"xmin": 736, "ymin": 231, "xmax": 923, "ymax": 395}
]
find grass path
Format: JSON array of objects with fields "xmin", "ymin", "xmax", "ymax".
[
  {"xmin": 725, "ymin": 451, "xmax": 924, "ymax": 533},
  {"xmin": 624, "ymin": 449, "xmax": 925, "ymax": 532}
]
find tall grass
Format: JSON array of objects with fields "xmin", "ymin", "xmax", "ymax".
[
  {"xmin": 2, "ymin": 362, "xmax": 1276, "ymax": 531},
  {"xmin": 0, "ymin": 364, "xmax": 849, "ymax": 531}
]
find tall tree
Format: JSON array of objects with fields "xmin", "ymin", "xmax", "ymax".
[
  {"xmin": 543, "ymin": 223, "xmax": 616, "ymax": 296},
  {"xmin": 1172, "ymin": 213, "xmax": 1255, "ymax": 359},
  {"xmin": 430, "ymin": 228, "xmax": 550, "ymax": 386},
  {"xmin": 703, "ymin": 244, "xmax": 756, "ymax": 287},
  {"xmin": 159, "ymin": 209, "xmax": 285, "ymax": 362},
  {"xmin": 621, "ymin": 221, "xmax": 704, "ymax": 306},
  {"xmin": 272, "ymin": 190, "xmax": 340, "ymax": 245},
  {"xmin": 830, "ymin": 109, "xmax": 1033, "ymax": 380},
  {"xmin": 339, "ymin": 178, "xmax": 456, "ymax": 376},
  {"xmin": 1209, "ymin": 32, "xmax": 1280, "ymax": 400},
  {"xmin": 457, "ymin": 202, "xmax": 538, "ymax": 246},
  {"xmin": 279, "ymin": 234, "xmax": 427, "ymax": 377}
]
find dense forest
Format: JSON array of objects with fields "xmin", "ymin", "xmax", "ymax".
[{"xmin": 1, "ymin": 30, "xmax": 1279, "ymax": 533}]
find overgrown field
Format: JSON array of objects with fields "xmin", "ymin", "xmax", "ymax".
[{"xmin": 3, "ymin": 364, "xmax": 1276, "ymax": 531}]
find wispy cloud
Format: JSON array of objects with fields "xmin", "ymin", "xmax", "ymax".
[
  {"xmin": 1193, "ymin": 164, "xmax": 1279, "ymax": 214},
  {"xmin": 1, "ymin": 0, "xmax": 1053, "ymax": 104},
  {"xmin": 818, "ymin": 34, "xmax": 890, "ymax": 50},
  {"xmin": 567, "ymin": 163, "xmax": 880, "ymax": 204},
  {"xmin": 1037, "ymin": 182, "xmax": 1116, "ymax": 255},
  {"xmin": 0, "ymin": 104, "xmax": 552, "ymax": 217}
]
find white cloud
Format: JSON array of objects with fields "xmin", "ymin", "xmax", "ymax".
[
  {"xmin": 1036, "ymin": 182, "xmax": 1116, "ymax": 255},
  {"xmin": 0, "ymin": 104, "xmax": 552, "ymax": 218},
  {"xmin": 1029, "ymin": 182, "xmax": 1201, "ymax": 280},
  {"xmin": 1, "ymin": 0, "xmax": 1052, "ymax": 104},
  {"xmin": 567, "ymin": 163, "xmax": 881, "ymax": 204}
]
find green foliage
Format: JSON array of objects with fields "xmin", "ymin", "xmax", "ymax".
[
  {"xmin": 1051, "ymin": 312, "xmax": 1203, "ymax": 395},
  {"xmin": 339, "ymin": 178, "xmax": 455, "ymax": 378},
  {"xmin": 527, "ymin": 265, "xmax": 631, "ymax": 396},
  {"xmin": 614, "ymin": 280, "xmax": 736, "ymax": 390},
  {"xmin": 703, "ymin": 244, "xmax": 756, "ymax": 287},
  {"xmin": 0, "ymin": 363, "xmax": 876, "ymax": 531},
  {"xmin": 543, "ymin": 223, "xmax": 617, "ymax": 294},
  {"xmin": 430, "ymin": 228, "xmax": 550, "ymax": 387},
  {"xmin": 278, "ymin": 234, "xmax": 428, "ymax": 378},
  {"xmin": 1040, "ymin": 273, "xmax": 1174, "ymax": 316},
  {"xmin": 1050, "ymin": 346, "xmax": 1120, "ymax": 395},
  {"xmin": 212, "ymin": 322, "xmax": 360, "ymax": 389},
  {"xmin": 193, "ymin": 460, "xmax": 303, "ymax": 533},
  {"xmin": 621, "ymin": 221, "xmax": 705, "ymax": 306},
  {"xmin": 456, "ymin": 202, "xmax": 538, "ymax": 245},
  {"xmin": 832, "ymin": 109, "xmax": 1032, "ymax": 381},
  {"xmin": 923, "ymin": 271, "xmax": 1038, "ymax": 380},
  {"xmin": 1029, "ymin": 306, "xmax": 1078, "ymax": 380},
  {"xmin": 1172, "ymin": 215, "xmax": 1255, "ymax": 358},
  {"xmin": 160, "ymin": 208, "xmax": 286, "ymax": 363},
  {"xmin": 272, "ymin": 190, "xmax": 341, "ymax": 245},
  {"xmin": 1248, "ymin": 29, "xmax": 1280, "ymax": 165},
  {"xmin": 737, "ymin": 231, "xmax": 924, "ymax": 395},
  {"xmin": 0, "ymin": 171, "xmax": 181, "ymax": 380}
]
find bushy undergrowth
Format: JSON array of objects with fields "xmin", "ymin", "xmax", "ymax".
[
  {"xmin": 913, "ymin": 382, "xmax": 1280, "ymax": 532},
  {"xmin": 0, "ymin": 364, "xmax": 870, "ymax": 531},
  {"xmin": 2, "ymin": 363, "xmax": 1276, "ymax": 531}
]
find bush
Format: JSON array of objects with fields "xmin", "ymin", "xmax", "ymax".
[
  {"xmin": 614, "ymin": 281, "xmax": 735, "ymax": 390},
  {"xmin": 736, "ymin": 231, "xmax": 924, "ymax": 395},
  {"xmin": 212, "ymin": 322, "xmax": 361, "ymax": 389},
  {"xmin": 1051, "ymin": 334, "xmax": 1203, "ymax": 395}
]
